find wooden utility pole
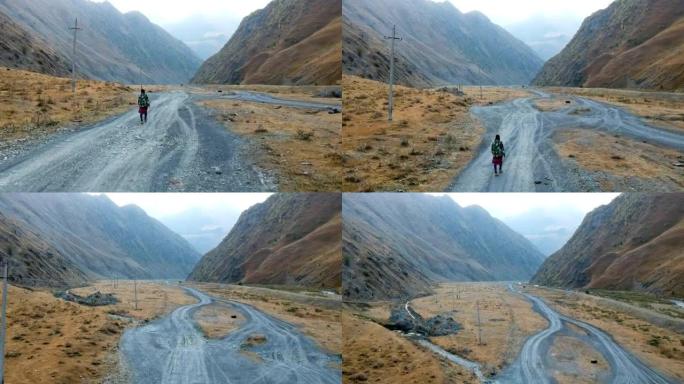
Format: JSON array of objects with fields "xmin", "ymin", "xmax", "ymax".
[
  {"xmin": 384, "ymin": 25, "xmax": 402, "ymax": 122},
  {"xmin": 69, "ymin": 18, "xmax": 82, "ymax": 94},
  {"xmin": 134, "ymin": 280, "xmax": 138, "ymax": 310}
]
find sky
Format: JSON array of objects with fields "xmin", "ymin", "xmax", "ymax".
[
  {"xmin": 446, "ymin": 0, "xmax": 614, "ymax": 26},
  {"xmin": 104, "ymin": 193, "xmax": 272, "ymax": 219},
  {"xmin": 93, "ymin": 0, "xmax": 270, "ymax": 25},
  {"xmin": 437, "ymin": 193, "xmax": 619, "ymax": 220},
  {"xmin": 103, "ymin": 193, "xmax": 273, "ymax": 253},
  {"xmin": 433, "ymin": 193, "xmax": 620, "ymax": 254},
  {"xmin": 92, "ymin": 0, "xmax": 272, "ymax": 58}
]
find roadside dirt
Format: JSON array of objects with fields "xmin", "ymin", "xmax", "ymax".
[
  {"xmin": 0, "ymin": 67, "xmax": 133, "ymax": 144},
  {"xmin": 544, "ymin": 87, "xmax": 684, "ymax": 131},
  {"xmin": 3, "ymin": 281, "xmax": 194, "ymax": 384},
  {"xmin": 199, "ymin": 96, "xmax": 341, "ymax": 191},
  {"xmin": 555, "ymin": 129, "xmax": 684, "ymax": 191},
  {"xmin": 342, "ymin": 312, "xmax": 474, "ymax": 384},
  {"xmin": 186, "ymin": 283, "xmax": 341, "ymax": 354},
  {"xmin": 193, "ymin": 304, "xmax": 245, "ymax": 339},
  {"xmin": 529, "ymin": 287, "xmax": 684, "ymax": 381},
  {"xmin": 550, "ymin": 335, "xmax": 610, "ymax": 384},
  {"xmin": 342, "ymin": 75, "xmax": 485, "ymax": 191},
  {"xmin": 410, "ymin": 283, "xmax": 547, "ymax": 376}
]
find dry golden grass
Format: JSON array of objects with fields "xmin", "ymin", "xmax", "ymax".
[
  {"xmin": 342, "ymin": 312, "xmax": 474, "ymax": 384},
  {"xmin": 199, "ymin": 97, "xmax": 341, "ymax": 191},
  {"xmin": 194, "ymin": 304, "xmax": 245, "ymax": 339},
  {"xmin": 545, "ymin": 87, "xmax": 684, "ymax": 131},
  {"xmin": 187, "ymin": 282, "xmax": 340, "ymax": 354},
  {"xmin": 70, "ymin": 280, "xmax": 197, "ymax": 321},
  {"xmin": 342, "ymin": 75, "xmax": 485, "ymax": 191},
  {"xmin": 0, "ymin": 67, "xmax": 134, "ymax": 142},
  {"xmin": 4, "ymin": 281, "xmax": 194, "ymax": 384},
  {"xmin": 529, "ymin": 287, "xmax": 684, "ymax": 381},
  {"xmin": 550, "ymin": 335, "xmax": 610, "ymax": 384},
  {"xmin": 555, "ymin": 129, "xmax": 684, "ymax": 190},
  {"xmin": 410, "ymin": 283, "xmax": 547, "ymax": 376},
  {"xmin": 461, "ymin": 86, "xmax": 532, "ymax": 106}
]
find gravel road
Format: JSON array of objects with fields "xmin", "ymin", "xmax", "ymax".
[
  {"xmin": 450, "ymin": 90, "xmax": 684, "ymax": 192},
  {"xmin": 120, "ymin": 287, "xmax": 340, "ymax": 384},
  {"xmin": 0, "ymin": 91, "xmax": 293, "ymax": 192},
  {"xmin": 499, "ymin": 284, "xmax": 675, "ymax": 384}
]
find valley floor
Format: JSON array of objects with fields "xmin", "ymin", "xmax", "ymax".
[
  {"xmin": 3, "ymin": 281, "xmax": 341, "ymax": 384},
  {"xmin": 342, "ymin": 282, "xmax": 684, "ymax": 383},
  {"xmin": 341, "ymin": 75, "xmax": 529, "ymax": 191}
]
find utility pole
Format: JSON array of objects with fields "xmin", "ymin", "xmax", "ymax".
[
  {"xmin": 0, "ymin": 262, "xmax": 8, "ymax": 384},
  {"xmin": 133, "ymin": 280, "xmax": 138, "ymax": 310},
  {"xmin": 384, "ymin": 25, "xmax": 402, "ymax": 122},
  {"xmin": 476, "ymin": 300, "xmax": 482, "ymax": 345},
  {"xmin": 69, "ymin": 18, "xmax": 82, "ymax": 94},
  {"xmin": 480, "ymin": 67, "xmax": 483, "ymax": 100}
]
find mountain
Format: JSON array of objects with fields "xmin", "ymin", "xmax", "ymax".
[
  {"xmin": 342, "ymin": 0, "xmax": 544, "ymax": 87},
  {"xmin": 188, "ymin": 194, "xmax": 341, "ymax": 289},
  {"xmin": 502, "ymin": 205, "xmax": 588, "ymax": 255},
  {"xmin": 0, "ymin": 212, "xmax": 88, "ymax": 288},
  {"xmin": 158, "ymin": 206, "xmax": 245, "ymax": 254},
  {"xmin": 163, "ymin": 14, "xmax": 240, "ymax": 60},
  {"xmin": 191, "ymin": 0, "xmax": 341, "ymax": 85},
  {"xmin": 0, "ymin": 194, "xmax": 200, "ymax": 281},
  {"xmin": 0, "ymin": 10, "xmax": 70, "ymax": 76},
  {"xmin": 0, "ymin": 0, "xmax": 201, "ymax": 83},
  {"xmin": 533, "ymin": 0, "xmax": 684, "ymax": 90},
  {"xmin": 532, "ymin": 194, "xmax": 684, "ymax": 297},
  {"xmin": 505, "ymin": 15, "xmax": 581, "ymax": 61},
  {"xmin": 343, "ymin": 194, "xmax": 546, "ymax": 301}
]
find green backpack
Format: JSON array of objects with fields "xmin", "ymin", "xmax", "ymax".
[{"xmin": 491, "ymin": 141, "xmax": 504, "ymax": 157}]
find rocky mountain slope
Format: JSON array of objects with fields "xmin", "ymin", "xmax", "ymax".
[
  {"xmin": 188, "ymin": 194, "xmax": 341, "ymax": 289},
  {"xmin": 342, "ymin": 0, "xmax": 543, "ymax": 87},
  {"xmin": 0, "ymin": 0, "xmax": 201, "ymax": 83},
  {"xmin": 532, "ymin": 194, "xmax": 684, "ymax": 297},
  {"xmin": 192, "ymin": 0, "xmax": 341, "ymax": 85},
  {"xmin": 343, "ymin": 194, "xmax": 546, "ymax": 301},
  {"xmin": 0, "ymin": 212, "xmax": 88, "ymax": 288},
  {"xmin": 533, "ymin": 0, "xmax": 684, "ymax": 90},
  {"xmin": 0, "ymin": 10, "xmax": 70, "ymax": 76},
  {"xmin": 0, "ymin": 194, "xmax": 200, "ymax": 281}
]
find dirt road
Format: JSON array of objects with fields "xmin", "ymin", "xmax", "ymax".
[
  {"xmin": 0, "ymin": 90, "xmax": 339, "ymax": 192},
  {"xmin": 120, "ymin": 287, "xmax": 340, "ymax": 384},
  {"xmin": 498, "ymin": 285, "xmax": 675, "ymax": 384},
  {"xmin": 450, "ymin": 90, "xmax": 684, "ymax": 192}
]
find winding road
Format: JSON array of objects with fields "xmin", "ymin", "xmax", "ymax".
[
  {"xmin": 406, "ymin": 285, "xmax": 675, "ymax": 383},
  {"xmin": 498, "ymin": 285, "xmax": 675, "ymax": 384},
  {"xmin": 0, "ymin": 91, "xmax": 339, "ymax": 192},
  {"xmin": 120, "ymin": 287, "xmax": 340, "ymax": 384},
  {"xmin": 450, "ymin": 91, "xmax": 684, "ymax": 192}
]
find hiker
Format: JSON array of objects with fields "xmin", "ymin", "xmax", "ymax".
[
  {"xmin": 138, "ymin": 89, "xmax": 150, "ymax": 124},
  {"xmin": 491, "ymin": 134, "xmax": 505, "ymax": 176}
]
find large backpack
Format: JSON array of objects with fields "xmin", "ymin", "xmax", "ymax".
[{"xmin": 491, "ymin": 141, "xmax": 504, "ymax": 157}]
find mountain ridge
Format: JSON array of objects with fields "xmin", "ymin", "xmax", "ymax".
[
  {"xmin": 343, "ymin": 194, "xmax": 546, "ymax": 301},
  {"xmin": 532, "ymin": 193, "xmax": 684, "ymax": 297},
  {"xmin": 342, "ymin": 0, "xmax": 543, "ymax": 87},
  {"xmin": 533, "ymin": 0, "xmax": 684, "ymax": 90}
]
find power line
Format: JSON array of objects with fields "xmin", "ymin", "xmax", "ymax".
[{"xmin": 384, "ymin": 25, "xmax": 402, "ymax": 122}]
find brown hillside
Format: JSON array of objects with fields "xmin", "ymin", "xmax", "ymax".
[
  {"xmin": 0, "ymin": 10, "xmax": 69, "ymax": 76},
  {"xmin": 532, "ymin": 194, "xmax": 684, "ymax": 297},
  {"xmin": 533, "ymin": 0, "xmax": 684, "ymax": 90},
  {"xmin": 192, "ymin": 0, "xmax": 341, "ymax": 85},
  {"xmin": 188, "ymin": 194, "xmax": 342, "ymax": 289}
]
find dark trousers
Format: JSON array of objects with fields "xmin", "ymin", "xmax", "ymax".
[{"xmin": 140, "ymin": 111, "xmax": 147, "ymax": 123}]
